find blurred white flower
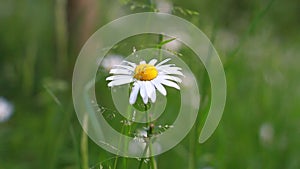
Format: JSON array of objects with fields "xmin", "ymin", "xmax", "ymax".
[
  {"xmin": 259, "ymin": 122, "xmax": 274, "ymax": 146},
  {"xmin": 0, "ymin": 97, "xmax": 13, "ymax": 122},
  {"xmin": 164, "ymin": 39, "xmax": 182, "ymax": 51},
  {"xmin": 100, "ymin": 54, "xmax": 123, "ymax": 71},
  {"xmin": 155, "ymin": 0, "xmax": 173, "ymax": 13}
]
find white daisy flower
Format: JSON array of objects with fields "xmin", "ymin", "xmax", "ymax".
[{"xmin": 106, "ymin": 58, "xmax": 183, "ymax": 105}]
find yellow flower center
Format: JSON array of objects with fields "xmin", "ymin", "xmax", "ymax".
[{"xmin": 134, "ymin": 64, "xmax": 158, "ymax": 81}]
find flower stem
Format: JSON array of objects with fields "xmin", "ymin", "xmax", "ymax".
[
  {"xmin": 138, "ymin": 159, "xmax": 143, "ymax": 169},
  {"xmin": 137, "ymin": 143, "xmax": 150, "ymax": 169},
  {"xmin": 149, "ymin": 142, "xmax": 157, "ymax": 169},
  {"xmin": 145, "ymin": 104, "xmax": 158, "ymax": 169}
]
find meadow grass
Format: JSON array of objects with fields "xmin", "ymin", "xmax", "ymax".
[{"xmin": 1, "ymin": 0, "xmax": 300, "ymax": 169}]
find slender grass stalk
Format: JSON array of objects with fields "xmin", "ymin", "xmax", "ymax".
[
  {"xmin": 113, "ymin": 156, "xmax": 118, "ymax": 169},
  {"xmin": 138, "ymin": 143, "xmax": 150, "ymax": 169},
  {"xmin": 189, "ymin": 18, "xmax": 218, "ymax": 169},
  {"xmin": 146, "ymin": 104, "xmax": 157, "ymax": 169},
  {"xmin": 188, "ymin": 126, "xmax": 195, "ymax": 169},
  {"xmin": 89, "ymin": 157, "xmax": 119, "ymax": 169},
  {"xmin": 123, "ymin": 106, "xmax": 134, "ymax": 169},
  {"xmin": 41, "ymin": 0, "xmax": 69, "ymax": 165},
  {"xmin": 69, "ymin": 125, "xmax": 81, "ymax": 168},
  {"xmin": 23, "ymin": 41, "xmax": 37, "ymax": 95},
  {"xmin": 113, "ymin": 125, "xmax": 125, "ymax": 169},
  {"xmin": 138, "ymin": 159, "xmax": 143, "ymax": 169},
  {"xmin": 149, "ymin": 140, "xmax": 157, "ymax": 169},
  {"xmin": 55, "ymin": 0, "xmax": 68, "ymax": 74},
  {"xmin": 138, "ymin": 103, "xmax": 158, "ymax": 169},
  {"xmin": 225, "ymin": 0, "xmax": 274, "ymax": 68},
  {"xmin": 81, "ymin": 114, "xmax": 89, "ymax": 169},
  {"xmin": 137, "ymin": 157, "xmax": 144, "ymax": 169},
  {"xmin": 43, "ymin": 85, "xmax": 73, "ymax": 169},
  {"xmin": 113, "ymin": 105, "xmax": 133, "ymax": 169}
]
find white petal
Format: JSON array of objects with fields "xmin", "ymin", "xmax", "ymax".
[
  {"xmin": 149, "ymin": 59, "xmax": 158, "ymax": 65},
  {"xmin": 156, "ymin": 58, "xmax": 171, "ymax": 67},
  {"xmin": 140, "ymin": 60, "xmax": 146, "ymax": 64},
  {"xmin": 108, "ymin": 78, "xmax": 133, "ymax": 87},
  {"xmin": 157, "ymin": 67, "xmax": 182, "ymax": 74},
  {"xmin": 159, "ymin": 70, "xmax": 184, "ymax": 76},
  {"xmin": 151, "ymin": 79, "xmax": 167, "ymax": 96},
  {"xmin": 109, "ymin": 69, "xmax": 132, "ymax": 75},
  {"xmin": 106, "ymin": 75, "xmax": 132, "ymax": 81},
  {"xmin": 145, "ymin": 81, "xmax": 156, "ymax": 103},
  {"xmin": 129, "ymin": 83, "xmax": 140, "ymax": 104},
  {"xmin": 123, "ymin": 61, "xmax": 137, "ymax": 67},
  {"xmin": 139, "ymin": 81, "xmax": 148, "ymax": 104},
  {"xmin": 161, "ymin": 79, "xmax": 180, "ymax": 90},
  {"xmin": 155, "ymin": 64, "xmax": 175, "ymax": 69},
  {"xmin": 113, "ymin": 65, "xmax": 135, "ymax": 71},
  {"xmin": 158, "ymin": 75, "xmax": 182, "ymax": 83},
  {"xmin": 150, "ymin": 90, "xmax": 156, "ymax": 103}
]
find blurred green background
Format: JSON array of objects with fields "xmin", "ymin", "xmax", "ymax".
[{"xmin": 1, "ymin": 0, "xmax": 300, "ymax": 168}]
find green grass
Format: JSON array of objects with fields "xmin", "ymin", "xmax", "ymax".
[{"xmin": 1, "ymin": 0, "xmax": 300, "ymax": 168}]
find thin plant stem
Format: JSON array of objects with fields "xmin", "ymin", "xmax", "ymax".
[
  {"xmin": 225, "ymin": 0, "xmax": 274, "ymax": 68},
  {"xmin": 55, "ymin": 0, "xmax": 68, "ymax": 75},
  {"xmin": 113, "ymin": 105, "xmax": 133, "ymax": 169},
  {"xmin": 145, "ymin": 104, "xmax": 157, "ymax": 169},
  {"xmin": 113, "ymin": 125, "xmax": 125, "ymax": 169},
  {"xmin": 81, "ymin": 114, "xmax": 89, "ymax": 169},
  {"xmin": 138, "ymin": 143, "xmax": 150, "ymax": 169},
  {"xmin": 188, "ymin": 19, "xmax": 218, "ymax": 169},
  {"xmin": 149, "ymin": 144, "xmax": 157, "ymax": 169},
  {"xmin": 138, "ymin": 103, "xmax": 159, "ymax": 169},
  {"xmin": 158, "ymin": 34, "xmax": 163, "ymax": 61},
  {"xmin": 138, "ymin": 159, "xmax": 143, "ymax": 169},
  {"xmin": 123, "ymin": 106, "xmax": 133, "ymax": 168},
  {"xmin": 188, "ymin": 126, "xmax": 196, "ymax": 169},
  {"xmin": 69, "ymin": 125, "xmax": 81, "ymax": 168}
]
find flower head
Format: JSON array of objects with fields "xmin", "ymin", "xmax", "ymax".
[
  {"xmin": 0, "ymin": 97, "xmax": 14, "ymax": 122},
  {"xmin": 106, "ymin": 58, "xmax": 183, "ymax": 104}
]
